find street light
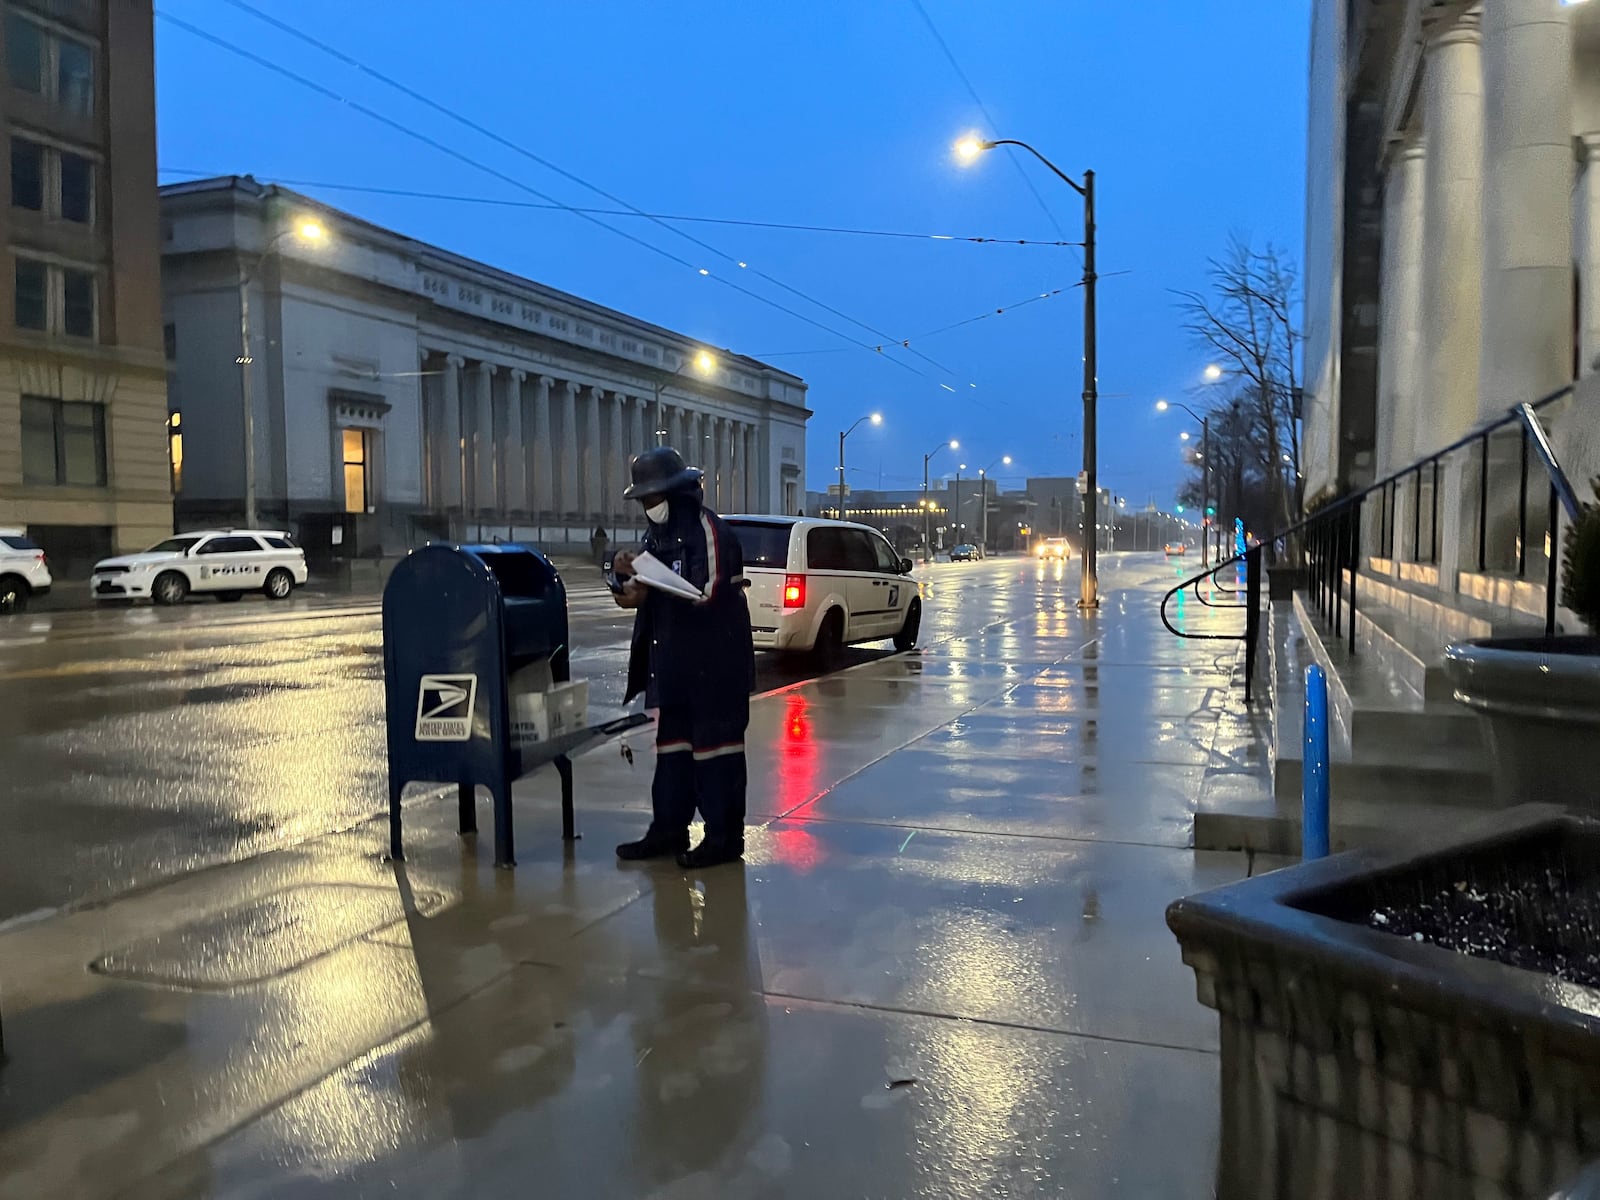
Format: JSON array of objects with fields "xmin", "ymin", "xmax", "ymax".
[
  {"xmin": 1155, "ymin": 397, "xmax": 1213, "ymax": 567},
  {"xmin": 957, "ymin": 134, "xmax": 1099, "ymax": 609},
  {"xmin": 238, "ymin": 214, "xmax": 330, "ymax": 528},
  {"xmin": 650, "ymin": 350, "xmax": 718, "ymax": 447},
  {"xmin": 977, "ymin": 454, "xmax": 1011, "ymax": 556},
  {"xmin": 922, "ymin": 439, "xmax": 959, "ymax": 563},
  {"xmin": 1203, "ymin": 363, "xmax": 1224, "ymax": 382},
  {"xmin": 837, "ymin": 412, "xmax": 882, "ymax": 520}
]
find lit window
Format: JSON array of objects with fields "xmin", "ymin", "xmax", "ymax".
[
  {"xmin": 342, "ymin": 427, "xmax": 369, "ymax": 513},
  {"xmin": 167, "ymin": 411, "xmax": 182, "ymax": 494}
]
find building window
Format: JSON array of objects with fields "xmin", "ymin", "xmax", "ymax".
[
  {"xmin": 10, "ymin": 137, "xmax": 41, "ymax": 210},
  {"xmin": 6, "ymin": 12, "xmax": 93, "ymax": 118},
  {"xmin": 342, "ymin": 427, "xmax": 369, "ymax": 513},
  {"xmin": 21, "ymin": 396, "xmax": 106, "ymax": 487},
  {"xmin": 167, "ymin": 410, "xmax": 182, "ymax": 494},
  {"xmin": 14, "ymin": 255, "xmax": 95, "ymax": 338},
  {"xmin": 14, "ymin": 255, "xmax": 46, "ymax": 329},
  {"xmin": 5, "ymin": 13, "xmax": 43, "ymax": 95},
  {"xmin": 10, "ymin": 136, "xmax": 94, "ymax": 223}
]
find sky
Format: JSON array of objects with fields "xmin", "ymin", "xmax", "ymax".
[{"xmin": 153, "ymin": 0, "xmax": 1310, "ymax": 509}]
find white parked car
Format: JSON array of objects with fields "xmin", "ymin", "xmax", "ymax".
[
  {"xmin": 0, "ymin": 528, "xmax": 52, "ymax": 614},
  {"xmin": 725, "ymin": 516, "xmax": 920, "ymax": 663},
  {"xmin": 91, "ymin": 530, "xmax": 309, "ymax": 606}
]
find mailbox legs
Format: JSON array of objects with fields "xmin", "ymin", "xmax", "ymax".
[
  {"xmin": 457, "ymin": 783, "xmax": 477, "ymax": 836},
  {"xmin": 493, "ymin": 784, "xmax": 516, "ymax": 869},
  {"xmin": 556, "ymin": 755, "xmax": 577, "ymax": 842},
  {"xmin": 387, "ymin": 779, "xmax": 406, "ymax": 863}
]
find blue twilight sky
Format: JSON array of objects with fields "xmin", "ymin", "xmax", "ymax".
[{"xmin": 153, "ymin": 0, "xmax": 1309, "ymax": 507}]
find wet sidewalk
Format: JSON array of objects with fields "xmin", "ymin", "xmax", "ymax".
[{"xmin": 0, "ymin": 557, "xmax": 1278, "ymax": 1198}]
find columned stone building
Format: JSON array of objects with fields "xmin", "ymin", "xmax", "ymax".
[
  {"xmin": 1304, "ymin": 0, "xmax": 1600, "ymax": 570},
  {"xmin": 159, "ymin": 177, "xmax": 809, "ymax": 558}
]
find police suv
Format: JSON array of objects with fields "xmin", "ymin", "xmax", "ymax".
[
  {"xmin": 90, "ymin": 530, "xmax": 308, "ymax": 606},
  {"xmin": 725, "ymin": 516, "xmax": 920, "ymax": 664}
]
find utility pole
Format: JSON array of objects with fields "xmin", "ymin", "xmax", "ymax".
[
  {"xmin": 1079, "ymin": 169, "xmax": 1099, "ymax": 608},
  {"xmin": 837, "ymin": 430, "xmax": 847, "ymax": 521}
]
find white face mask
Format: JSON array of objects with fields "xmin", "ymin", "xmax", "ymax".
[{"xmin": 645, "ymin": 500, "xmax": 670, "ymax": 525}]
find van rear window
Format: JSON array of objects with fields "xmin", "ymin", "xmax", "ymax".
[
  {"xmin": 0, "ymin": 535, "xmax": 38, "ymax": 551},
  {"xmin": 727, "ymin": 521, "xmax": 791, "ymax": 568}
]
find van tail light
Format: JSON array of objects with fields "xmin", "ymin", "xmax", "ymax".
[{"xmin": 783, "ymin": 574, "xmax": 806, "ymax": 608}]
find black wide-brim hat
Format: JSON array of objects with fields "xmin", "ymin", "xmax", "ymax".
[{"xmin": 623, "ymin": 445, "xmax": 705, "ymax": 501}]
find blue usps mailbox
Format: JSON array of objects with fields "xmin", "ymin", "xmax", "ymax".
[{"xmin": 382, "ymin": 542, "xmax": 571, "ymax": 868}]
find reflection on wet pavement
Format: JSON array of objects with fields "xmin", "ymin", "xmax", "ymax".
[{"xmin": 0, "ymin": 554, "xmax": 1265, "ymax": 1197}]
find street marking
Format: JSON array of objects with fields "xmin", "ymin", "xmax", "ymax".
[{"xmin": 415, "ymin": 673, "xmax": 477, "ymax": 740}]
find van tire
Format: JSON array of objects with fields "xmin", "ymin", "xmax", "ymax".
[
  {"xmin": 263, "ymin": 569, "xmax": 294, "ymax": 601},
  {"xmin": 812, "ymin": 609, "xmax": 845, "ymax": 671},
  {"xmin": 893, "ymin": 599, "xmax": 921, "ymax": 652}
]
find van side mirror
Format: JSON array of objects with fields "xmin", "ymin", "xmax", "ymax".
[{"xmin": 899, "ymin": 558, "xmax": 914, "ymax": 574}]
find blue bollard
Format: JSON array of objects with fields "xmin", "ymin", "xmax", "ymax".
[{"xmin": 1302, "ymin": 663, "xmax": 1331, "ymax": 859}]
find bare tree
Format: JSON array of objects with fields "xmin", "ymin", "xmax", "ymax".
[{"xmin": 1175, "ymin": 237, "xmax": 1303, "ymax": 539}]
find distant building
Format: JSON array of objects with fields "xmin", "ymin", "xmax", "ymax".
[
  {"xmin": 0, "ymin": 0, "xmax": 170, "ymax": 574},
  {"xmin": 159, "ymin": 177, "xmax": 810, "ymax": 558}
]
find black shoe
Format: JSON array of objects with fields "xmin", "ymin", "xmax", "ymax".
[
  {"xmin": 677, "ymin": 839, "xmax": 745, "ymax": 869},
  {"xmin": 616, "ymin": 831, "xmax": 689, "ymax": 861}
]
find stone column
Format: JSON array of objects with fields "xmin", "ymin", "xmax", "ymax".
[
  {"xmin": 505, "ymin": 369, "xmax": 527, "ymax": 514},
  {"xmin": 470, "ymin": 362, "xmax": 496, "ymax": 515},
  {"xmin": 441, "ymin": 354, "xmax": 464, "ymax": 511},
  {"xmin": 1421, "ymin": 9, "xmax": 1485, "ymax": 590},
  {"xmin": 532, "ymin": 375, "xmax": 554, "ymax": 516},
  {"xmin": 608, "ymin": 391, "xmax": 627, "ymax": 521},
  {"xmin": 1478, "ymin": 0, "xmax": 1572, "ymax": 570},
  {"xmin": 581, "ymin": 384, "xmax": 604, "ymax": 520},
  {"xmin": 631, "ymin": 395, "xmax": 648, "ymax": 468},
  {"xmin": 1421, "ymin": 9, "xmax": 1485, "ymax": 450},
  {"xmin": 719, "ymin": 418, "xmax": 735, "ymax": 511},
  {"xmin": 1578, "ymin": 133, "xmax": 1600, "ymax": 377},
  {"xmin": 744, "ymin": 425, "xmax": 759, "ymax": 512},
  {"xmin": 1378, "ymin": 134, "xmax": 1428, "ymax": 558},
  {"xmin": 559, "ymin": 379, "xmax": 579, "ymax": 517}
]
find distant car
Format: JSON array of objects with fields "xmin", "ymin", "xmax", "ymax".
[
  {"xmin": 1036, "ymin": 537, "xmax": 1071, "ymax": 561},
  {"xmin": 724, "ymin": 516, "xmax": 920, "ymax": 664},
  {"xmin": 90, "ymin": 530, "xmax": 309, "ymax": 606},
  {"xmin": 0, "ymin": 528, "xmax": 51, "ymax": 614},
  {"xmin": 949, "ymin": 544, "xmax": 978, "ymax": 562},
  {"xmin": 1164, "ymin": 542, "xmax": 1187, "ymax": 556}
]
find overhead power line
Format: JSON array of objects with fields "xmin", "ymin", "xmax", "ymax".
[
  {"xmin": 156, "ymin": 168, "xmax": 1075, "ymax": 248},
  {"xmin": 210, "ymin": 0, "xmax": 964, "ymax": 382},
  {"xmin": 756, "ymin": 285, "xmax": 1069, "ymax": 359}
]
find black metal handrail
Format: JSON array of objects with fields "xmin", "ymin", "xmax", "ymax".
[{"xmin": 1159, "ymin": 383, "xmax": 1581, "ymax": 705}]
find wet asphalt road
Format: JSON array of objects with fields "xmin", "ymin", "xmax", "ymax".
[{"xmin": 0, "ymin": 558, "xmax": 1075, "ymax": 923}]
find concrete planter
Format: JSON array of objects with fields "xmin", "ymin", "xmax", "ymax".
[
  {"xmin": 1168, "ymin": 807, "xmax": 1600, "ymax": 1200},
  {"xmin": 1444, "ymin": 636, "xmax": 1600, "ymax": 811}
]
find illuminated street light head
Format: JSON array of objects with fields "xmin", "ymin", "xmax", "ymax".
[
  {"xmin": 1155, "ymin": 399, "xmax": 1169, "ymax": 412},
  {"xmin": 954, "ymin": 135, "xmax": 992, "ymax": 164},
  {"xmin": 694, "ymin": 350, "xmax": 716, "ymax": 373},
  {"xmin": 1003, "ymin": 455, "xmax": 1012, "ymax": 465},
  {"xmin": 1203, "ymin": 364, "xmax": 1223, "ymax": 382},
  {"xmin": 1180, "ymin": 431, "xmax": 1191, "ymax": 441},
  {"xmin": 870, "ymin": 412, "xmax": 883, "ymax": 425},
  {"xmin": 949, "ymin": 439, "xmax": 960, "ymax": 450},
  {"xmin": 294, "ymin": 217, "xmax": 327, "ymax": 244}
]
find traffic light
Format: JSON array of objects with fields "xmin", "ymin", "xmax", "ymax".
[
  {"xmin": 1205, "ymin": 505, "xmax": 1216, "ymax": 517},
  {"xmin": 1175, "ymin": 505, "xmax": 1185, "ymax": 514}
]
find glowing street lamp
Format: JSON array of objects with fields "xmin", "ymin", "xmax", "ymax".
[
  {"xmin": 1203, "ymin": 363, "xmax": 1224, "ymax": 382},
  {"xmin": 922, "ymin": 439, "xmax": 959, "ymax": 563},
  {"xmin": 651, "ymin": 348, "xmax": 719, "ymax": 447},
  {"xmin": 1155, "ymin": 397, "xmax": 1213, "ymax": 567},
  {"xmin": 837, "ymin": 411, "xmax": 883, "ymax": 520},
  {"xmin": 239, "ymin": 214, "xmax": 331, "ymax": 528},
  {"xmin": 957, "ymin": 131, "xmax": 1099, "ymax": 608}
]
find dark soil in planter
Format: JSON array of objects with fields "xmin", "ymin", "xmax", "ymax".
[{"xmin": 1294, "ymin": 824, "xmax": 1600, "ymax": 987}]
